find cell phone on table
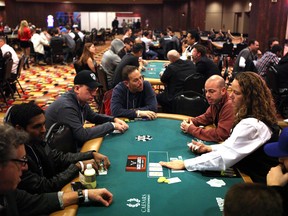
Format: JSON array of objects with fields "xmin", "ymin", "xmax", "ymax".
[
  {"xmin": 71, "ymin": 181, "xmax": 85, "ymax": 191},
  {"xmin": 201, "ymin": 168, "xmax": 240, "ymax": 178}
]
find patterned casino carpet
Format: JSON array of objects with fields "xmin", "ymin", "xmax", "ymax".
[{"xmin": 0, "ymin": 43, "xmax": 111, "ymax": 114}]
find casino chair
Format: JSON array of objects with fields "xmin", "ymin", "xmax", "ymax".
[
  {"xmin": 183, "ymin": 73, "xmax": 206, "ymax": 95},
  {"xmin": 73, "ymin": 58, "xmax": 83, "ymax": 74},
  {"xmin": 29, "ymin": 42, "xmax": 39, "ymax": 65},
  {"xmin": 95, "ymin": 64, "xmax": 109, "ymax": 109},
  {"xmin": 163, "ymin": 40, "xmax": 177, "ymax": 60},
  {"xmin": 74, "ymin": 38, "xmax": 84, "ymax": 59},
  {"xmin": 45, "ymin": 122, "xmax": 77, "ymax": 153},
  {"xmin": 8, "ymin": 55, "xmax": 25, "ymax": 97},
  {"xmin": 50, "ymin": 38, "xmax": 64, "ymax": 65},
  {"xmin": 0, "ymin": 53, "xmax": 14, "ymax": 105},
  {"xmin": 171, "ymin": 91, "xmax": 209, "ymax": 117}
]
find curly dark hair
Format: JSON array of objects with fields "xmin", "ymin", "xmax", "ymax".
[{"xmin": 233, "ymin": 72, "xmax": 277, "ymax": 127}]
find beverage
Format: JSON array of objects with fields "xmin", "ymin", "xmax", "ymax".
[{"xmin": 83, "ymin": 163, "xmax": 97, "ymax": 189}]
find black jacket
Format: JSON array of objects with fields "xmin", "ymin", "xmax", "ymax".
[
  {"xmin": 1, "ymin": 189, "xmax": 60, "ymax": 216},
  {"xmin": 17, "ymin": 141, "xmax": 95, "ymax": 194},
  {"xmin": 276, "ymin": 53, "xmax": 288, "ymax": 89}
]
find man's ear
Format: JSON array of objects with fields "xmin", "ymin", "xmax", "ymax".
[
  {"xmin": 221, "ymin": 87, "xmax": 227, "ymax": 96},
  {"xmin": 74, "ymin": 85, "xmax": 80, "ymax": 93},
  {"xmin": 123, "ymin": 81, "xmax": 129, "ymax": 88}
]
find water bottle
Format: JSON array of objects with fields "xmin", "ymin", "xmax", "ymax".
[{"xmin": 84, "ymin": 164, "xmax": 97, "ymax": 189}]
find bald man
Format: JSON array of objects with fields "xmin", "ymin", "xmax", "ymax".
[
  {"xmin": 180, "ymin": 75, "xmax": 234, "ymax": 142},
  {"xmin": 157, "ymin": 49, "xmax": 196, "ymax": 112}
]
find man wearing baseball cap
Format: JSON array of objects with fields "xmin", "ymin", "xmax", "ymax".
[
  {"xmin": 45, "ymin": 70, "xmax": 129, "ymax": 147},
  {"xmin": 264, "ymin": 127, "xmax": 288, "ymax": 215}
]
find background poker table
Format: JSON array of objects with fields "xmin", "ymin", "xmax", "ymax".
[
  {"xmin": 76, "ymin": 114, "xmax": 244, "ymax": 216},
  {"xmin": 142, "ymin": 60, "xmax": 168, "ymax": 85}
]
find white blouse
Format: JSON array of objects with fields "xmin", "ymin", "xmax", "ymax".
[{"xmin": 184, "ymin": 118, "xmax": 272, "ymax": 171}]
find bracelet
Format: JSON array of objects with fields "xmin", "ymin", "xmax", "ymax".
[
  {"xmin": 84, "ymin": 189, "xmax": 89, "ymax": 203},
  {"xmin": 137, "ymin": 110, "xmax": 140, "ymax": 118},
  {"xmin": 78, "ymin": 161, "xmax": 84, "ymax": 172},
  {"xmin": 77, "ymin": 189, "xmax": 84, "ymax": 204}
]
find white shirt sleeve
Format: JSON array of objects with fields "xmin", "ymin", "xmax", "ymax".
[
  {"xmin": 184, "ymin": 118, "xmax": 272, "ymax": 171},
  {"xmin": 239, "ymin": 56, "xmax": 246, "ymax": 68}
]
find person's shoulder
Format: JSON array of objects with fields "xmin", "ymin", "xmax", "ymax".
[
  {"xmin": 143, "ymin": 80, "xmax": 153, "ymax": 89},
  {"xmin": 114, "ymin": 82, "xmax": 126, "ymax": 91},
  {"xmin": 239, "ymin": 117, "xmax": 268, "ymax": 127}
]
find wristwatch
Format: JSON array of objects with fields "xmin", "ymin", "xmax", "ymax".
[{"xmin": 77, "ymin": 189, "xmax": 84, "ymax": 204}]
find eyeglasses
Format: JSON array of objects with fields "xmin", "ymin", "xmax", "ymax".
[{"xmin": 10, "ymin": 157, "xmax": 28, "ymax": 167}]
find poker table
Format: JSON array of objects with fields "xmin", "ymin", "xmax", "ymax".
[
  {"xmin": 142, "ymin": 60, "xmax": 168, "ymax": 85},
  {"xmin": 50, "ymin": 113, "xmax": 251, "ymax": 216}
]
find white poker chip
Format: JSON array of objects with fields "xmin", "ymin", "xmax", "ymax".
[{"xmin": 135, "ymin": 135, "xmax": 153, "ymax": 141}]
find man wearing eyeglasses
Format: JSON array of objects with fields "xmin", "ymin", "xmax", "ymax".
[
  {"xmin": 0, "ymin": 125, "xmax": 113, "ymax": 216},
  {"xmin": 45, "ymin": 70, "xmax": 129, "ymax": 147},
  {"xmin": 8, "ymin": 102, "xmax": 110, "ymax": 195},
  {"xmin": 111, "ymin": 65, "xmax": 157, "ymax": 119}
]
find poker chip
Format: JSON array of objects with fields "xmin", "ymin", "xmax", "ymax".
[
  {"xmin": 157, "ymin": 177, "xmax": 169, "ymax": 184},
  {"xmin": 135, "ymin": 135, "xmax": 153, "ymax": 141}
]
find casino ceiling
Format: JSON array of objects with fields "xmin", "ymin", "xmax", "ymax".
[{"xmin": 15, "ymin": 0, "xmax": 164, "ymax": 4}]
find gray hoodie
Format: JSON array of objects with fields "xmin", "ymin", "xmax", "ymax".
[{"xmin": 101, "ymin": 39, "xmax": 125, "ymax": 88}]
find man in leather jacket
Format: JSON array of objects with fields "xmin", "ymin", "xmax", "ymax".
[{"xmin": 8, "ymin": 102, "xmax": 110, "ymax": 194}]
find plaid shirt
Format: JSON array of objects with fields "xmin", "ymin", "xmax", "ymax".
[{"xmin": 256, "ymin": 51, "xmax": 279, "ymax": 77}]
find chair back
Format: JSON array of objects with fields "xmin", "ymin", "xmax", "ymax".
[
  {"xmin": 221, "ymin": 43, "xmax": 233, "ymax": 56},
  {"xmin": 99, "ymin": 89, "xmax": 113, "ymax": 115},
  {"xmin": 3, "ymin": 58, "xmax": 13, "ymax": 80},
  {"xmin": 97, "ymin": 64, "xmax": 109, "ymax": 92},
  {"xmin": 172, "ymin": 90, "xmax": 209, "ymax": 117},
  {"xmin": 50, "ymin": 38, "xmax": 64, "ymax": 55},
  {"xmin": 74, "ymin": 38, "xmax": 83, "ymax": 58},
  {"xmin": 45, "ymin": 122, "xmax": 77, "ymax": 153},
  {"xmin": 183, "ymin": 73, "xmax": 206, "ymax": 94},
  {"xmin": 164, "ymin": 40, "xmax": 177, "ymax": 59},
  {"xmin": 141, "ymin": 41, "xmax": 148, "ymax": 59},
  {"xmin": 16, "ymin": 55, "xmax": 25, "ymax": 79},
  {"xmin": 266, "ymin": 64, "xmax": 279, "ymax": 95},
  {"xmin": 73, "ymin": 59, "xmax": 83, "ymax": 74},
  {"xmin": 3, "ymin": 105, "xmax": 14, "ymax": 123}
]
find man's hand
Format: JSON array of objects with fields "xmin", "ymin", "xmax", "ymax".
[
  {"xmin": 189, "ymin": 140, "xmax": 212, "ymax": 154},
  {"xmin": 159, "ymin": 160, "xmax": 185, "ymax": 170},
  {"xmin": 267, "ymin": 165, "xmax": 288, "ymax": 187},
  {"xmin": 88, "ymin": 188, "xmax": 113, "ymax": 206},
  {"xmin": 138, "ymin": 110, "xmax": 157, "ymax": 120},
  {"xmin": 92, "ymin": 152, "xmax": 111, "ymax": 169},
  {"xmin": 180, "ymin": 119, "xmax": 193, "ymax": 133},
  {"xmin": 113, "ymin": 118, "xmax": 129, "ymax": 133}
]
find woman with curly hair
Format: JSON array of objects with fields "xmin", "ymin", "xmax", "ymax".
[
  {"xmin": 160, "ymin": 72, "xmax": 279, "ymax": 182},
  {"xmin": 75, "ymin": 42, "xmax": 97, "ymax": 73},
  {"xmin": 18, "ymin": 20, "xmax": 31, "ymax": 66}
]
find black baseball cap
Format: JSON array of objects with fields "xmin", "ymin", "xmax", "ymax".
[{"xmin": 74, "ymin": 70, "xmax": 102, "ymax": 89}]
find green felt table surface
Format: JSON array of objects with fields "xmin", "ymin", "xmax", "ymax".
[
  {"xmin": 77, "ymin": 118, "xmax": 243, "ymax": 216},
  {"xmin": 142, "ymin": 61, "xmax": 166, "ymax": 79}
]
